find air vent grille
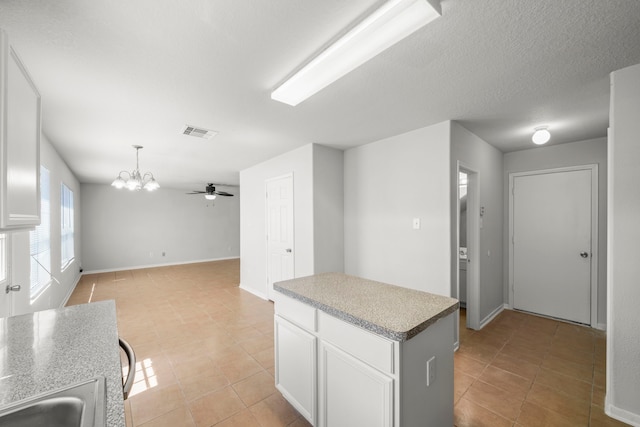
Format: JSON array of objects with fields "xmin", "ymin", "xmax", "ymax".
[{"xmin": 182, "ymin": 125, "xmax": 218, "ymax": 139}]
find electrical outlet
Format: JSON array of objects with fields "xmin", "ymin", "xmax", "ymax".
[
  {"xmin": 413, "ymin": 218, "xmax": 421, "ymax": 229},
  {"xmin": 426, "ymin": 356, "xmax": 436, "ymax": 386}
]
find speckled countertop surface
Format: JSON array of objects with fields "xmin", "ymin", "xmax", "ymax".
[
  {"xmin": 274, "ymin": 273, "xmax": 459, "ymax": 342},
  {"xmin": 0, "ymin": 300, "xmax": 125, "ymax": 426}
]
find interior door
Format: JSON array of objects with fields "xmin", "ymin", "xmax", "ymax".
[
  {"xmin": 512, "ymin": 168, "xmax": 593, "ymax": 324},
  {"xmin": 266, "ymin": 174, "xmax": 294, "ymax": 300},
  {"xmin": 0, "ymin": 233, "xmax": 11, "ymax": 317}
]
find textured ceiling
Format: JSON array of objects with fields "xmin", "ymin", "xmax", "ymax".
[{"xmin": 1, "ymin": 0, "xmax": 639, "ymax": 188}]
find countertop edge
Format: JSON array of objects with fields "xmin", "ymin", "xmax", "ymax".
[{"xmin": 274, "ymin": 285, "xmax": 459, "ymax": 342}]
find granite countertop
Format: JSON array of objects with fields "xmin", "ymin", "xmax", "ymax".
[
  {"xmin": 274, "ymin": 272, "xmax": 459, "ymax": 342},
  {"xmin": 0, "ymin": 300, "xmax": 125, "ymax": 427}
]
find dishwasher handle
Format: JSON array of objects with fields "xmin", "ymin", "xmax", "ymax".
[{"xmin": 119, "ymin": 337, "xmax": 136, "ymax": 400}]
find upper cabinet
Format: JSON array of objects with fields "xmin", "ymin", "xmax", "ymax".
[{"xmin": 0, "ymin": 29, "xmax": 41, "ymax": 231}]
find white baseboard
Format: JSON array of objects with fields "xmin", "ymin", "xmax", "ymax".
[
  {"xmin": 82, "ymin": 256, "xmax": 240, "ymax": 275},
  {"xmin": 606, "ymin": 397, "xmax": 640, "ymax": 427},
  {"xmin": 239, "ymin": 283, "xmax": 268, "ymax": 301},
  {"xmin": 479, "ymin": 304, "xmax": 506, "ymax": 329},
  {"xmin": 59, "ymin": 273, "xmax": 83, "ymax": 308},
  {"xmin": 596, "ymin": 322, "xmax": 607, "ymax": 331}
]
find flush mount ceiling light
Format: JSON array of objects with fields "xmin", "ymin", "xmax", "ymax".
[
  {"xmin": 111, "ymin": 145, "xmax": 160, "ymax": 191},
  {"xmin": 532, "ymin": 127, "xmax": 551, "ymax": 145},
  {"xmin": 271, "ymin": 0, "xmax": 442, "ymax": 106}
]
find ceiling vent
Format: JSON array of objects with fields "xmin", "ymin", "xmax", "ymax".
[{"xmin": 182, "ymin": 125, "xmax": 218, "ymax": 139}]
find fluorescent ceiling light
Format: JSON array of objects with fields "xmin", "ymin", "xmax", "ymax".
[{"xmin": 271, "ymin": 0, "xmax": 442, "ymax": 106}]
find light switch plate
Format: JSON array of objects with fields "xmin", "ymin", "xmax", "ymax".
[
  {"xmin": 426, "ymin": 356, "xmax": 436, "ymax": 386},
  {"xmin": 413, "ymin": 218, "xmax": 421, "ymax": 229}
]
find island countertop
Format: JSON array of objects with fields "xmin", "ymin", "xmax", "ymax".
[
  {"xmin": 274, "ymin": 272, "xmax": 459, "ymax": 341},
  {"xmin": 0, "ymin": 300, "xmax": 125, "ymax": 427}
]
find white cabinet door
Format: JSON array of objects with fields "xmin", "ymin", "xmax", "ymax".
[
  {"xmin": 319, "ymin": 341, "xmax": 393, "ymax": 427},
  {"xmin": 0, "ymin": 30, "xmax": 41, "ymax": 230},
  {"xmin": 275, "ymin": 315, "xmax": 316, "ymax": 424}
]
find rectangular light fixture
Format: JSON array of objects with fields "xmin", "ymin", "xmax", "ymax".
[{"xmin": 271, "ymin": 0, "xmax": 441, "ymax": 106}]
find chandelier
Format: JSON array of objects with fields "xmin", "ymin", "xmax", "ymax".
[{"xmin": 111, "ymin": 145, "xmax": 160, "ymax": 191}]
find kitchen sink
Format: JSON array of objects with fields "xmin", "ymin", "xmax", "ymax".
[{"xmin": 0, "ymin": 376, "xmax": 106, "ymax": 427}]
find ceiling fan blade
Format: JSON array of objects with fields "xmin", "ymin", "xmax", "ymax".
[
  {"xmin": 214, "ymin": 191, "xmax": 234, "ymax": 196},
  {"xmin": 186, "ymin": 191, "xmax": 206, "ymax": 194}
]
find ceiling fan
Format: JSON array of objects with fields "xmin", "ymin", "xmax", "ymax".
[{"xmin": 187, "ymin": 183, "xmax": 234, "ymax": 200}]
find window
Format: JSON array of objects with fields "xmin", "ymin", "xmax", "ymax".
[
  {"xmin": 30, "ymin": 166, "xmax": 51, "ymax": 298},
  {"xmin": 61, "ymin": 183, "xmax": 75, "ymax": 268}
]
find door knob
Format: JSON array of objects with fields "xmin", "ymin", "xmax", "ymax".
[
  {"xmin": 580, "ymin": 252, "xmax": 589, "ymax": 258},
  {"xmin": 5, "ymin": 284, "xmax": 21, "ymax": 294},
  {"xmin": 286, "ymin": 248, "xmax": 292, "ymax": 253}
]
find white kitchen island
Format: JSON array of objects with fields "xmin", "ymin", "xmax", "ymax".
[{"xmin": 273, "ymin": 273, "xmax": 459, "ymax": 427}]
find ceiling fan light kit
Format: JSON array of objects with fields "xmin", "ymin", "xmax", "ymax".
[
  {"xmin": 111, "ymin": 145, "xmax": 160, "ymax": 191},
  {"xmin": 187, "ymin": 183, "xmax": 234, "ymax": 199},
  {"xmin": 271, "ymin": 0, "xmax": 441, "ymax": 106}
]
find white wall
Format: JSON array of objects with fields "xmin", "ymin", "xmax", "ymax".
[
  {"xmin": 344, "ymin": 121, "xmax": 451, "ymax": 296},
  {"xmin": 607, "ymin": 63, "xmax": 640, "ymax": 425},
  {"xmin": 8, "ymin": 133, "xmax": 82, "ymax": 313},
  {"xmin": 313, "ymin": 144, "xmax": 344, "ymax": 274},
  {"xmin": 81, "ymin": 183, "xmax": 239, "ymax": 272},
  {"xmin": 450, "ymin": 122, "xmax": 504, "ymax": 322},
  {"xmin": 503, "ymin": 138, "xmax": 608, "ymax": 327},
  {"xmin": 240, "ymin": 144, "xmax": 314, "ymax": 298}
]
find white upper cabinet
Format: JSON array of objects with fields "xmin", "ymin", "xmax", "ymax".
[{"xmin": 0, "ymin": 29, "xmax": 41, "ymax": 230}]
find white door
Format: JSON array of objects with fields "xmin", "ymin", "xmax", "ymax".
[
  {"xmin": 512, "ymin": 168, "xmax": 594, "ymax": 324},
  {"xmin": 0, "ymin": 233, "xmax": 11, "ymax": 317},
  {"xmin": 266, "ymin": 174, "xmax": 294, "ymax": 300}
]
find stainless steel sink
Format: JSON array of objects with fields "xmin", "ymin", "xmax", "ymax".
[{"xmin": 0, "ymin": 376, "xmax": 106, "ymax": 427}]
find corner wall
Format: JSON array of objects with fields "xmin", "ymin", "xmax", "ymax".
[
  {"xmin": 343, "ymin": 121, "xmax": 451, "ymax": 296},
  {"xmin": 313, "ymin": 144, "xmax": 344, "ymax": 274},
  {"xmin": 607, "ymin": 62, "xmax": 640, "ymax": 425},
  {"xmin": 239, "ymin": 144, "xmax": 314, "ymax": 298},
  {"xmin": 450, "ymin": 122, "xmax": 504, "ymax": 323},
  {"xmin": 81, "ymin": 183, "xmax": 240, "ymax": 272},
  {"xmin": 503, "ymin": 137, "xmax": 608, "ymax": 327}
]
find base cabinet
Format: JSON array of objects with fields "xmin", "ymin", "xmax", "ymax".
[
  {"xmin": 319, "ymin": 341, "xmax": 393, "ymax": 427},
  {"xmin": 274, "ymin": 315, "xmax": 316, "ymax": 424},
  {"xmin": 274, "ymin": 292, "xmax": 454, "ymax": 427}
]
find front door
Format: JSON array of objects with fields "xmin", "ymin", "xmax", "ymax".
[
  {"xmin": 511, "ymin": 167, "xmax": 595, "ymax": 324},
  {"xmin": 266, "ymin": 174, "xmax": 294, "ymax": 300}
]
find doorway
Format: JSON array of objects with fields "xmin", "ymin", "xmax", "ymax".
[
  {"xmin": 265, "ymin": 173, "xmax": 295, "ymax": 301},
  {"xmin": 509, "ymin": 166, "xmax": 598, "ymax": 326},
  {"xmin": 456, "ymin": 163, "xmax": 480, "ymax": 336}
]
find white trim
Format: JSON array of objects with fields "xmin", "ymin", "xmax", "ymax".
[
  {"xmin": 508, "ymin": 165, "xmax": 599, "ymax": 328},
  {"xmin": 479, "ymin": 304, "xmax": 505, "ymax": 329},
  {"xmin": 81, "ymin": 256, "xmax": 240, "ymax": 275},
  {"xmin": 606, "ymin": 397, "xmax": 640, "ymax": 427},
  {"xmin": 59, "ymin": 272, "xmax": 82, "ymax": 308},
  {"xmin": 596, "ymin": 323, "xmax": 607, "ymax": 331},
  {"xmin": 239, "ymin": 283, "xmax": 268, "ymax": 300},
  {"xmin": 606, "ymin": 126, "xmax": 614, "ymax": 415},
  {"xmin": 457, "ymin": 162, "xmax": 480, "ymax": 331}
]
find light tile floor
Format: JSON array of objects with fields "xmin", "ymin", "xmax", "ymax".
[{"xmin": 66, "ymin": 260, "xmax": 628, "ymax": 426}]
